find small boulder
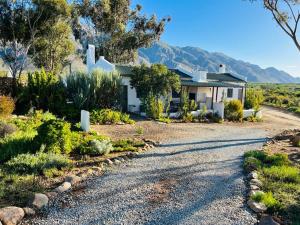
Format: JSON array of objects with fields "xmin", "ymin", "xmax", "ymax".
[
  {"xmin": 249, "ymin": 190, "xmax": 264, "ymax": 197},
  {"xmin": 259, "ymin": 215, "xmax": 280, "ymax": 225},
  {"xmin": 0, "ymin": 207, "xmax": 25, "ymax": 225},
  {"xmin": 22, "ymin": 207, "xmax": 35, "ymax": 217},
  {"xmin": 55, "ymin": 182, "xmax": 72, "ymax": 193},
  {"xmin": 248, "ymin": 171, "xmax": 259, "ymax": 179},
  {"xmin": 250, "ymin": 179, "xmax": 263, "ymax": 187},
  {"xmin": 32, "ymin": 193, "xmax": 49, "ymax": 210},
  {"xmin": 247, "ymin": 200, "xmax": 267, "ymax": 213},
  {"xmin": 118, "ymin": 157, "xmax": 125, "ymax": 162},
  {"xmin": 105, "ymin": 159, "xmax": 114, "ymax": 165},
  {"xmin": 113, "ymin": 159, "xmax": 121, "ymax": 164},
  {"xmin": 91, "ymin": 166, "xmax": 102, "ymax": 173},
  {"xmin": 250, "ymin": 185, "xmax": 260, "ymax": 191},
  {"xmin": 65, "ymin": 175, "xmax": 81, "ymax": 185}
]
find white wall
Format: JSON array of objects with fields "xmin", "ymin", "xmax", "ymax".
[{"xmin": 121, "ymin": 76, "xmax": 141, "ymax": 113}]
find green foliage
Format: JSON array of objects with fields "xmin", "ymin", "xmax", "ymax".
[
  {"xmin": 251, "ymin": 192, "xmax": 280, "ymax": 212},
  {"xmin": 42, "ymin": 168, "xmax": 64, "ymax": 178},
  {"xmin": 183, "ymin": 113, "xmax": 194, "ymax": 123},
  {"xmin": 74, "ymin": 0, "xmax": 169, "ymax": 63},
  {"xmin": 135, "ymin": 126, "xmax": 144, "ymax": 135},
  {"xmin": 292, "ymin": 135, "xmax": 300, "ymax": 147},
  {"xmin": 244, "ymin": 88, "xmax": 264, "ymax": 110},
  {"xmin": 34, "ymin": 119, "xmax": 73, "ymax": 154},
  {"xmin": 91, "ymin": 109, "xmax": 135, "ymax": 124},
  {"xmin": 263, "ymin": 166, "xmax": 300, "ymax": 183},
  {"xmin": 0, "ymin": 96, "xmax": 15, "ymax": 118},
  {"xmin": 32, "ymin": 20, "xmax": 75, "ymax": 73},
  {"xmin": 17, "ymin": 69, "xmax": 66, "ymax": 114},
  {"xmin": 79, "ymin": 139, "xmax": 113, "ymax": 156},
  {"xmin": 145, "ymin": 95, "xmax": 164, "ymax": 119},
  {"xmin": 131, "ymin": 64, "xmax": 181, "ymax": 101},
  {"xmin": 0, "ymin": 121, "xmax": 16, "ymax": 138},
  {"xmin": 243, "ymin": 156, "xmax": 263, "ymax": 172},
  {"xmin": 198, "ymin": 104, "xmax": 207, "ymax": 122},
  {"xmin": 4, "ymin": 152, "xmax": 71, "ymax": 175},
  {"xmin": 112, "ymin": 139, "xmax": 145, "ymax": 152},
  {"xmin": 65, "ymin": 70, "xmax": 122, "ymax": 110},
  {"xmin": 245, "ymin": 150, "xmax": 268, "ymax": 161},
  {"xmin": 158, "ymin": 117, "xmax": 172, "ymax": 124},
  {"xmin": 224, "ymin": 99, "xmax": 243, "ymax": 121}
]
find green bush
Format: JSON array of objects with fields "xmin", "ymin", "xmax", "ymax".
[
  {"xmin": 265, "ymin": 153, "xmax": 290, "ymax": 166},
  {"xmin": 225, "ymin": 99, "xmax": 243, "ymax": 121},
  {"xmin": 158, "ymin": 117, "xmax": 172, "ymax": 124},
  {"xmin": 34, "ymin": 119, "xmax": 73, "ymax": 154},
  {"xmin": 263, "ymin": 166, "xmax": 300, "ymax": 183},
  {"xmin": 244, "ymin": 89, "xmax": 264, "ymax": 110},
  {"xmin": 146, "ymin": 95, "xmax": 164, "ymax": 119},
  {"xmin": 90, "ymin": 109, "xmax": 134, "ymax": 124},
  {"xmin": 251, "ymin": 191, "xmax": 280, "ymax": 211},
  {"xmin": 0, "ymin": 121, "xmax": 16, "ymax": 138},
  {"xmin": 183, "ymin": 113, "xmax": 193, "ymax": 123},
  {"xmin": 243, "ymin": 156, "xmax": 262, "ymax": 172},
  {"xmin": 245, "ymin": 150, "xmax": 268, "ymax": 161},
  {"xmin": 4, "ymin": 152, "xmax": 71, "ymax": 175},
  {"xmin": 0, "ymin": 96, "xmax": 15, "ymax": 118},
  {"xmin": 112, "ymin": 139, "xmax": 145, "ymax": 152},
  {"xmin": 79, "ymin": 139, "xmax": 113, "ymax": 155}
]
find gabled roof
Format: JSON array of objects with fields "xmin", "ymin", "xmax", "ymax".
[
  {"xmin": 207, "ymin": 72, "xmax": 247, "ymax": 83},
  {"xmin": 115, "ymin": 64, "xmax": 134, "ymax": 75},
  {"xmin": 169, "ymin": 69, "xmax": 193, "ymax": 79}
]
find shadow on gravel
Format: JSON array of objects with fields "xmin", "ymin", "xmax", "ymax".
[{"xmin": 141, "ymin": 138, "xmax": 266, "ymax": 158}]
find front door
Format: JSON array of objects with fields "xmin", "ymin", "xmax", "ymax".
[{"xmin": 121, "ymin": 85, "xmax": 128, "ymax": 112}]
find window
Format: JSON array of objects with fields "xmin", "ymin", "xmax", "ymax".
[
  {"xmin": 227, "ymin": 88, "xmax": 233, "ymax": 98},
  {"xmin": 172, "ymin": 90, "xmax": 180, "ymax": 98},
  {"xmin": 136, "ymin": 90, "xmax": 141, "ymax": 99},
  {"xmin": 189, "ymin": 93, "xmax": 196, "ymax": 101}
]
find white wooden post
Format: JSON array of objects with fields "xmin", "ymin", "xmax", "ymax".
[{"xmin": 81, "ymin": 110, "xmax": 90, "ymax": 132}]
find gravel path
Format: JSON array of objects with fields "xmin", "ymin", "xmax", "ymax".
[{"xmin": 27, "ymin": 126, "xmax": 268, "ymax": 225}]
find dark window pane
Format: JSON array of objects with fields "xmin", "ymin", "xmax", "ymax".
[{"xmin": 227, "ymin": 88, "xmax": 233, "ymax": 98}]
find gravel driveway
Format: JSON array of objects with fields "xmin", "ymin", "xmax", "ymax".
[{"xmin": 27, "ymin": 126, "xmax": 269, "ymax": 225}]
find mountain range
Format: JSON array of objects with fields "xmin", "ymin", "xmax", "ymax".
[{"xmin": 139, "ymin": 42, "xmax": 300, "ymax": 83}]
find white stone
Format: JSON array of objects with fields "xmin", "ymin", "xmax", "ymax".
[
  {"xmin": 65, "ymin": 175, "xmax": 82, "ymax": 185},
  {"xmin": 247, "ymin": 200, "xmax": 267, "ymax": 213},
  {"xmin": 250, "ymin": 179, "xmax": 263, "ymax": 187},
  {"xmin": 55, "ymin": 182, "xmax": 72, "ymax": 193},
  {"xmin": 32, "ymin": 193, "xmax": 49, "ymax": 210},
  {"xmin": 0, "ymin": 207, "xmax": 25, "ymax": 225},
  {"xmin": 81, "ymin": 110, "xmax": 90, "ymax": 132},
  {"xmin": 22, "ymin": 207, "xmax": 35, "ymax": 216},
  {"xmin": 250, "ymin": 185, "xmax": 260, "ymax": 191},
  {"xmin": 248, "ymin": 171, "xmax": 259, "ymax": 179}
]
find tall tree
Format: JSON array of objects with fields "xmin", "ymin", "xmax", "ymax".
[
  {"xmin": 259, "ymin": 0, "xmax": 300, "ymax": 52},
  {"xmin": 74, "ymin": 0, "xmax": 170, "ymax": 63},
  {"xmin": 0, "ymin": 0, "xmax": 71, "ymax": 94}
]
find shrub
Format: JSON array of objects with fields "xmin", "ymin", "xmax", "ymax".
[
  {"xmin": 0, "ymin": 121, "xmax": 16, "ymax": 138},
  {"xmin": 292, "ymin": 135, "xmax": 300, "ymax": 147},
  {"xmin": 79, "ymin": 139, "xmax": 113, "ymax": 155},
  {"xmin": 189, "ymin": 100, "xmax": 198, "ymax": 111},
  {"xmin": 265, "ymin": 153, "xmax": 290, "ymax": 166},
  {"xmin": 245, "ymin": 150, "xmax": 268, "ymax": 161},
  {"xmin": 112, "ymin": 139, "xmax": 145, "ymax": 152},
  {"xmin": 198, "ymin": 105, "xmax": 207, "ymax": 122},
  {"xmin": 225, "ymin": 100, "xmax": 243, "ymax": 121},
  {"xmin": 158, "ymin": 117, "xmax": 172, "ymax": 124},
  {"xmin": 0, "ymin": 96, "xmax": 15, "ymax": 118},
  {"xmin": 135, "ymin": 126, "xmax": 144, "ymax": 135},
  {"xmin": 4, "ymin": 152, "xmax": 71, "ymax": 175},
  {"xmin": 243, "ymin": 156, "xmax": 262, "ymax": 172},
  {"xmin": 90, "ymin": 109, "xmax": 134, "ymax": 124},
  {"xmin": 34, "ymin": 119, "xmax": 72, "ymax": 154},
  {"xmin": 251, "ymin": 191, "xmax": 280, "ymax": 211},
  {"xmin": 146, "ymin": 95, "xmax": 164, "ymax": 119},
  {"xmin": 263, "ymin": 166, "xmax": 300, "ymax": 183},
  {"xmin": 244, "ymin": 89, "xmax": 264, "ymax": 110},
  {"xmin": 183, "ymin": 113, "xmax": 193, "ymax": 123}
]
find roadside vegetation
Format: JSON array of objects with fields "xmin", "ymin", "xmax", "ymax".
[
  {"xmin": 244, "ymin": 150, "xmax": 300, "ymax": 224},
  {"xmin": 248, "ymin": 83, "xmax": 300, "ymax": 116}
]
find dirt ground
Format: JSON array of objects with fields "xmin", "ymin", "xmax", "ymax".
[{"xmin": 92, "ymin": 106, "xmax": 300, "ymax": 142}]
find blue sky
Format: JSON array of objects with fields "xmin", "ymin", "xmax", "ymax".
[{"xmin": 132, "ymin": 0, "xmax": 300, "ymax": 77}]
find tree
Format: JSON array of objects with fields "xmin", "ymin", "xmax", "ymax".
[
  {"xmin": 130, "ymin": 64, "xmax": 180, "ymax": 100},
  {"xmin": 74, "ymin": 0, "xmax": 170, "ymax": 63},
  {"xmin": 258, "ymin": 0, "xmax": 300, "ymax": 52},
  {"xmin": 32, "ymin": 21, "xmax": 75, "ymax": 73},
  {"xmin": 0, "ymin": 0, "xmax": 71, "ymax": 94}
]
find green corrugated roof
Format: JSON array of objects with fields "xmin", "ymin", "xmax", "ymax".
[
  {"xmin": 181, "ymin": 80, "xmax": 244, "ymax": 88},
  {"xmin": 207, "ymin": 73, "xmax": 246, "ymax": 83},
  {"xmin": 115, "ymin": 64, "xmax": 134, "ymax": 75}
]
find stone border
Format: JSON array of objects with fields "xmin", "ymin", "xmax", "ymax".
[
  {"xmin": 245, "ymin": 171, "xmax": 280, "ymax": 225},
  {"xmin": 0, "ymin": 151, "xmax": 143, "ymax": 225}
]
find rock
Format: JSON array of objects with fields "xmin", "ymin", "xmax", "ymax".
[
  {"xmin": 0, "ymin": 207, "xmax": 25, "ymax": 225},
  {"xmin": 45, "ymin": 192, "xmax": 58, "ymax": 199},
  {"xmin": 55, "ymin": 182, "xmax": 72, "ymax": 193},
  {"xmin": 127, "ymin": 152, "xmax": 138, "ymax": 158},
  {"xmin": 250, "ymin": 185, "xmax": 260, "ymax": 191},
  {"xmin": 250, "ymin": 179, "xmax": 263, "ymax": 187},
  {"xmin": 113, "ymin": 159, "xmax": 121, "ymax": 164},
  {"xmin": 105, "ymin": 159, "xmax": 114, "ymax": 165},
  {"xmin": 247, "ymin": 200, "xmax": 267, "ymax": 213},
  {"xmin": 122, "ymin": 156, "xmax": 129, "ymax": 161},
  {"xmin": 248, "ymin": 171, "xmax": 259, "ymax": 179},
  {"xmin": 65, "ymin": 175, "xmax": 82, "ymax": 185},
  {"xmin": 259, "ymin": 215, "xmax": 280, "ymax": 225},
  {"xmin": 249, "ymin": 190, "xmax": 264, "ymax": 197},
  {"xmin": 91, "ymin": 166, "xmax": 102, "ymax": 173},
  {"xmin": 32, "ymin": 193, "xmax": 49, "ymax": 210},
  {"xmin": 118, "ymin": 157, "xmax": 125, "ymax": 162},
  {"xmin": 22, "ymin": 207, "xmax": 35, "ymax": 217}
]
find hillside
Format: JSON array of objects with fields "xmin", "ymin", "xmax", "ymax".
[{"xmin": 139, "ymin": 42, "xmax": 300, "ymax": 83}]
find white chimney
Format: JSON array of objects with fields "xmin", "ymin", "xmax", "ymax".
[
  {"xmin": 219, "ymin": 64, "xmax": 226, "ymax": 73},
  {"xmin": 87, "ymin": 44, "xmax": 95, "ymax": 71}
]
